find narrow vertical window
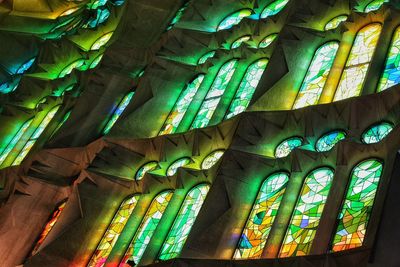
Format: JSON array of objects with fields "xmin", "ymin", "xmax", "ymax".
[
  {"xmin": 324, "ymin": 15, "xmax": 348, "ymax": 31},
  {"xmin": 279, "ymin": 167, "xmax": 334, "ymax": 257},
  {"xmin": 293, "ymin": 42, "xmax": 339, "ymax": 109},
  {"xmin": 260, "ymin": 0, "xmax": 290, "ymax": 19},
  {"xmin": 121, "ymin": 191, "xmax": 174, "ymax": 266},
  {"xmin": 233, "ymin": 172, "xmax": 289, "ymax": 259},
  {"xmin": 217, "ymin": 9, "xmax": 252, "ymax": 31},
  {"xmin": 226, "ymin": 59, "xmax": 269, "ymax": 119},
  {"xmin": 333, "ymin": 23, "xmax": 382, "ymax": 101},
  {"xmin": 191, "ymin": 59, "xmax": 238, "ymax": 129},
  {"xmin": 331, "ymin": 159, "xmax": 383, "ymax": 251},
  {"xmin": 159, "ymin": 184, "xmax": 210, "ymax": 260},
  {"xmin": 378, "ymin": 26, "xmax": 400, "ymax": 92},
  {"xmin": 103, "ymin": 91, "xmax": 135, "ymax": 135}
]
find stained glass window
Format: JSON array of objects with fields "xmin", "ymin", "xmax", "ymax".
[
  {"xmin": 364, "ymin": 0, "xmax": 388, "ymax": 13},
  {"xmin": 233, "ymin": 172, "xmax": 289, "ymax": 259},
  {"xmin": 88, "ymin": 195, "xmax": 140, "ymax": 267},
  {"xmin": 135, "ymin": 161, "xmax": 158, "ymax": 181},
  {"xmin": 324, "ymin": 15, "xmax": 348, "ymax": 31},
  {"xmin": 91, "ymin": 32, "xmax": 114, "ymax": 50},
  {"xmin": 361, "ymin": 122, "xmax": 393, "ymax": 144},
  {"xmin": 315, "ymin": 130, "xmax": 346, "ymax": 152},
  {"xmin": 217, "ymin": 9, "xmax": 252, "ymax": 31},
  {"xmin": 279, "ymin": 167, "xmax": 334, "ymax": 257},
  {"xmin": 159, "ymin": 184, "xmax": 210, "ymax": 260},
  {"xmin": 231, "ymin": 35, "xmax": 251, "ymax": 49},
  {"xmin": 378, "ymin": 26, "xmax": 400, "ymax": 92},
  {"xmin": 260, "ymin": 0, "xmax": 290, "ymax": 19},
  {"xmin": 191, "ymin": 59, "xmax": 238, "ymax": 129},
  {"xmin": 16, "ymin": 58, "xmax": 36, "ymax": 74},
  {"xmin": 258, "ymin": 33, "xmax": 278, "ymax": 48},
  {"xmin": 167, "ymin": 157, "xmax": 191, "ymax": 176},
  {"xmin": 58, "ymin": 59, "xmax": 85, "ymax": 78},
  {"xmin": 159, "ymin": 75, "xmax": 205, "ymax": 135},
  {"xmin": 166, "ymin": 2, "xmax": 189, "ymax": 31},
  {"xmin": 121, "ymin": 191, "xmax": 173, "ymax": 266},
  {"xmin": 275, "ymin": 137, "xmax": 303, "ymax": 158},
  {"xmin": 201, "ymin": 150, "xmax": 225, "ymax": 170},
  {"xmin": 59, "ymin": 7, "xmax": 80, "ymax": 17},
  {"xmin": 293, "ymin": 42, "xmax": 339, "ymax": 109},
  {"xmin": 103, "ymin": 91, "xmax": 135, "ymax": 135},
  {"xmin": 331, "ymin": 159, "xmax": 383, "ymax": 252},
  {"xmin": 198, "ymin": 51, "xmax": 216, "ymax": 65},
  {"xmin": 89, "ymin": 54, "xmax": 104, "ymax": 69},
  {"xmin": 226, "ymin": 59, "xmax": 269, "ymax": 119},
  {"xmin": 333, "ymin": 24, "xmax": 382, "ymax": 101}
]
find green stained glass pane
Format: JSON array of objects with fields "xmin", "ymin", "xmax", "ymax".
[
  {"xmin": 91, "ymin": 32, "xmax": 114, "ymax": 50},
  {"xmin": 103, "ymin": 91, "xmax": 135, "ymax": 135},
  {"xmin": 89, "ymin": 54, "xmax": 104, "ymax": 69},
  {"xmin": 58, "ymin": 59, "xmax": 85, "ymax": 78},
  {"xmin": 226, "ymin": 59, "xmax": 268, "ymax": 119},
  {"xmin": 275, "ymin": 137, "xmax": 303, "ymax": 158},
  {"xmin": 159, "ymin": 184, "xmax": 210, "ymax": 260},
  {"xmin": 260, "ymin": 0, "xmax": 290, "ymax": 19},
  {"xmin": 315, "ymin": 130, "xmax": 346, "ymax": 152},
  {"xmin": 293, "ymin": 42, "xmax": 339, "ymax": 109},
  {"xmin": 279, "ymin": 168, "xmax": 334, "ymax": 257},
  {"xmin": 198, "ymin": 51, "xmax": 216, "ymax": 65},
  {"xmin": 191, "ymin": 59, "xmax": 238, "ymax": 129},
  {"xmin": 135, "ymin": 161, "xmax": 158, "ymax": 181},
  {"xmin": 333, "ymin": 24, "xmax": 382, "ymax": 101},
  {"xmin": 364, "ymin": 0, "xmax": 388, "ymax": 13},
  {"xmin": 121, "ymin": 191, "xmax": 174, "ymax": 265},
  {"xmin": 233, "ymin": 172, "xmax": 289, "ymax": 259},
  {"xmin": 159, "ymin": 75, "xmax": 205, "ymax": 135},
  {"xmin": 167, "ymin": 157, "xmax": 191, "ymax": 176},
  {"xmin": 324, "ymin": 15, "xmax": 348, "ymax": 30},
  {"xmin": 201, "ymin": 150, "xmax": 225, "ymax": 170},
  {"xmin": 258, "ymin": 33, "xmax": 278, "ymax": 48},
  {"xmin": 166, "ymin": 2, "xmax": 189, "ymax": 31},
  {"xmin": 361, "ymin": 122, "xmax": 393, "ymax": 144},
  {"xmin": 231, "ymin": 35, "xmax": 251, "ymax": 49},
  {"xmin": 87, "ymin": 195, "xmax": 140, "ymax": 267},
  {"xmin": 331, "ymin": 159, "xmax": 383, "ymax": 252},
  {"xmin": 217, "ymin": 9, "xmax": 252, "ymax": 31},
  {"xmin": 378, "ymin": 26, "xmax": 400, "ymax": 92}
]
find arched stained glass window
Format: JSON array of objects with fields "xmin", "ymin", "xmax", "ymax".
[
  {"xmin": 135, "ymin": 161, "xmax": 158, "ymax": 181},
  {"xmin": 166, "ymin": 1, "xmax": 189, "ymax": 31},
  {"xmin": 58, "ymin": 59, "xmax": 85, "ymax": 78},
  {"xmin": 159, "ymin": 184, "xmax": 210, "ymax": 260},
  {"xmin": 231, "ymin": 35, "xmax": 251, "ymax": 49},
  {"xmin": 315, "ymin": 130, "xmax": 346, "ymax": 152},
  {"xmin": 16, "ymin": 57, "xmax": 36, "ymax": 74},
  {"xmin": 378, "ymin": 26, "xmax": 400, "ymax": 92},
  {"xmin": 324, "ymin": 15, "xmax": 348, "ymax": 31},
  {"xmin": 331, "ymin": 159, "xmax": 383, "ymax": 252},
  {"xmin": 191, "ymin": 59, "xmax": 238, "ymax": 129},
  {"xmin": 275, "ymin": 137, "xmax": 303, "ymax": 158},
  {"xmin": 103, "ymin": 91, "xmax": 135, "ymax": 135},
  {"xmin": 279, "ymin": 167, "xmax": 334, "ymax": 257},
  {"xmin": 260, "ymin": 0, "xmax": 290, "ymax": 19},
  {"xmin": 121, "ymin": 190, "xmax": 174, "ymax": 266},
  {"xmin": 293, "ymin": 42, "xmax": 339, "ymax": 109},
  {"xmin": 89, "ymin": 54, "xmax": 104, "ymax": 69},
  {"xmin": 217, "ymin": 9, "xmax": 252, "ymax": 31},
  {"xmin": 233, "ymin": 172, "xmax": 289, "ymax": 259},
  {"xmin": 361, "ymin": 122, "xmax": 393, "ymax": 144},
  {"xmin": 88, "ymin": 195, "xmax": 140, "ymax": 267},
  {"xmin": 333, "ymin": 23, "xmax": 382, "ymax": 101},
  {"xmin": 91, "ymin": 32, "xmax": 114, "ymax": 50},
  {"xmin": 201, "ymin": 150, "xmax": 225, "ymax": 170},
  {"xmin": 159, "ymin": 75, "xmax": 205, "ymax": 135},
  {"xmin": 167, "ymin": 157, "xmax": 191, "ymax": 176},
  {"xmin": 364, "ymin": 0, "xmax": 388, "ymax": 13},
  {"xmin": 226, "ymin": 59, "xmax": 269, "ymax": 119},
  {"xmin": 198, "ymin": 51, "xmax": 216, "ymax": 65},
  {"xmin": 258, "ymin": 33, "xmax": 278, "ymax": 48}
]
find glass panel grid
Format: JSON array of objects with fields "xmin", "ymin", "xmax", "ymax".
[
  {"xmin": 361, "ymin": 122, "xmax": 393, "ymax": 144},
  {"xmin": 315, "ymin": 130, "xmax": 346, "ymax": 152}
]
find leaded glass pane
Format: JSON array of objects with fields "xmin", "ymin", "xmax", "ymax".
[
  {"xmin": 258, "ymin": 33, "xmax": 278, "ymax": 48},
  {"xmin": 378, "ymin": 26, "xmax": 400, "ymax": 92},
  {"xmin": 135, "ymin": 161, "xmax": 158, "ymax": 181},
  {"xmin": 91, "ymin": 32, "xmax": 114, "ymax": 50},
  {"xmin": 275, "ymin": 137, "xmax": 303, "ymax": 158},
  {"xmin": 260, "ymin": 0, "xmax": 290, "ymax": 19},
  {"xmin": 324, "ymin": 15, "xmax": 348, "ymax": 30},
  {"xmin": 231, "ymin": 35, "xmax": 251, "ymax": 49},
  {"xmin": 167, "ymin": 157, "xmax": 191, "ymax": 176},
  {"xmin": 364, "ymin": 0, "xmax": 388, "ymax": 13},
  {"xmin": 315, "ymin": 130, "xmax": 346, "ymax": 152},
  {"xmin": 198, "ymin": 51, "xmax": 216, "ymax": 65},
  {"xmin": 217, "ymin": 9, "xmax": 252, "ymax": 31},
  {"xmin": 103, "ymin": 91, "xmax": 135, "ymax": 135},
  {"xmin": 361, "ymin": 122, "xmax": 393, "ymax": 144},
  {"xmin": 201, "ymin": 150, "xmax": 225, "ymax": 170}
]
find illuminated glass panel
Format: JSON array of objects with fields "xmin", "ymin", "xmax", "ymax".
[
  {"xmin": 260, "ymin": 0, "xmax": 289, "ymax": 19},
  {"xmin": 16, "ymin": 58, "xmax": 36, "ymax": 74},
  {"xmin": 159, "ymin": 184, "xmax": 210, "ymax": 260},
  {"xmin": 121, "ymin": 191, "xmax": 173, "ymax": 265},
  {"xmin": 201, "ymin": 150, "xmax": 225, "ymax": 170},
  {"xmin": 293, "ymin": 42, "xmax": 339, "ymax": 109},
  {"xmin": 333, "ymin": 24, "xmax": 382, "ymax": 101},
  {"xmin": 332, "ymin": 159, "xmax": 383, "ymax": 252},
  {"xmin": 361, "ymin": 122, "xmax": 393, "ymax": 144},
  {"xmin": 198, "ymin": 51, "xmax": 216, "ymax": 65},
  {"xmin": 226, "ymin": 59, "xmax": 268, "ymax": 119},
  {"xmin": 275, "ymin": 137, "xmax": 303, "ymax": 158},
  {"xmin": 135, "ymin": 161, "xmax": 158, "ymax": 181},
  {"xmin": 167, "ymin": 157, "xmax": 191, "ymax": 176},
  {"xmin": 103, "ymin": 91, "xmax": 135, "ymax": 134},
  {"xmin": 279, "ymin": 167, "xmax": 334, "ymax": 257},
  {"xmin": 231, "ymin": 35, "xmax": 251, "ymax": 49},
  {"xmin": 191, "ymin": 59, "xmax": 238, "ymax": 129},
  {"xmin": 0, "ymin": 79, "xmax": 20, "ymax": 94},
  {"xmin": 217, "ymin": 9, "xmax": 252, "ymax": 31},
  {"xmin": 91, "ymin": 32, "xmax": 114, "ymax": 50},
  {"xmin": 85, "ymin": 8, "xmax": 110, "ymax": 28},
  {"xmin": 88, "ymin": 195, "xmax": 140, "ymax": 267},
  {"xmin": 324, "ymin": 15, "xmax": 348, "ymax": 30},
  {"xmin": 89, "ymin": 54, "xmax": 104, "ymax": 69},
  {"xmin": 59, "ymin": 7, "xmax": 80, "ymax": 17},
  {"xmin": 233, "ymin": 172, "xmax": 289, "ymax": 259},
  {"xmin": 58, "ymin": 59, "xmax": 85, "ymax": 78},
  {"xmin": 258, "ymin": 33, "xmax": 278, "ymax": 48},
  {"xmin": 315, "ymin": 130, "xmax": 346, "ymax": 152},
  {"xmin": 166, "ymin": 2, "xmax": 189, "ymax": 31},
  {"xmin": 364, "ymin": 0, "xmax": 388, "ymax": 12},
  {"xmin": 159, "ymin": 75, "xmax": 205, "ymax": 135},
  {"xmin": 378, "ymin": 27, "xmax": 400, "ymax": 92}
]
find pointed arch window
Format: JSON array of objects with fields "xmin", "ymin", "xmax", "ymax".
[
  {"xmin": 233, "ymin": 172, "xmax": 289, "ymax": 259},
  {"xmin": 121, "ymin": 190, "xmax": 174, "ymax": 266},
  {"xmin": 324, "ymin": 15, "xmax": 348, "ymax": 31},
  {"xmin": 333, "ymin": 23, "xmax": 382, "ymax": 101},
  {"xmin": 167, "ymin": 157, "xmax": 191, "ymax": 176},
  {"xmin": 135, "ymin": 161, "xmax": 158, "ymax": 181},
  {"xmin": 198, "ymin": 51, "xmax": 216, "ymax": 65},
  {"xmin": 260, "ymin": 0, "xmax": 290, "ymax": 19},
  {"xmin": 315, "ymin": 130, "xmax": 346, "ymax": 152},
  {"xmin": 201, "ymin": 150, "xmax": 225, "ymax": 170},
  {"xmin": 258, "ymin": 33, "xmax": 278, "ymax": 48},
  {"xmin": 293, "ymin": 41, "xmax": 339, "ymax": 109},
  {"xmin": 331, "ymin": 159, "xmax": 383, "ymax": 251},
  {"xmin": 275, "ymin": 137, "xmax": 303, "ymax": 158},
  {"xmin": 231, "ymin": 35, "xmax": 251, "ymax": 49},
  {"xmin": 191, "ymin": 59, "xmax": 238, "ymax": 129},
  {"xmin": 88, "ymin": 195, "xmax": 140, "ymax": 267},
  {"xmin": 159, "ymin": 184, "xmax": 210, "ymax": 260},
  {"xmin": 217, "ymin": 9, "xmax": 252, "ymax": 31},
  {"xmin": 361, "ymin": 122, "xmax": 393, "ymax": 144},
  {"xmin": 90, "ymin": 32, "xmax": 114, "ymax": 50},
  {"xmin": 103, "ymin": 91, "xmax": 135, "ymax": 135},
  {"xmin": 279, "ymin": 167, "xmax": 334, "ymax": 257},
  {"xmin": 378, "ymin": 26, "xmax": 400, "ymax": 92}
]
